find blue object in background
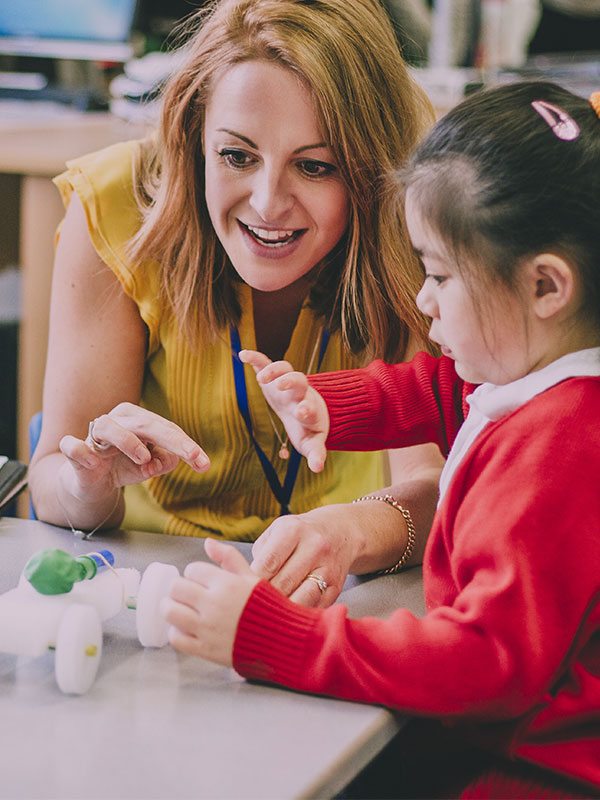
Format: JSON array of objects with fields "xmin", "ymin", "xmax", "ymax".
[{"xmin": 28, "ymin": 411, "xmax": 42, "ymax": 520}]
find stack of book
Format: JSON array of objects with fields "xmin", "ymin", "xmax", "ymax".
[{"xmin": 0, "ymin": 456, "xmax": 27, "ymax": 515}]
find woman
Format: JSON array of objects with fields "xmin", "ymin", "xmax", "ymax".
[{"xmin": 29, "ymin": 0, "xmax": 443, "ymax": 606}]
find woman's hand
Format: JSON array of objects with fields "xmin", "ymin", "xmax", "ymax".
[
  {"xmin": 58, "ymin": 402, "xmax": 210, "ymax": 503},
  {"xmin": 249, "ymin": 504, "xmax": 360, "ymax": 608},
  {"xmin": 163, "ymin": 539, "xmax": 260, "ymax": 667},
  {"xmin": 239, "ymin": 349, "xmax": 329, "ymax": 473}
]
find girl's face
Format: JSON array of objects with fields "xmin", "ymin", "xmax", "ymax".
[
  {"xmin": 203, "ymin": 60, "xmax": 350, "ymax": 292},
  {"xmin": 406, "ymin": 190, "xmax": 533, "ymax": 385}
]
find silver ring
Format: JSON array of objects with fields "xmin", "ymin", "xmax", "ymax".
[
  {"xmin": 87, "ymin": 418, "xmax": 111, "ymax": 451},
  {"xmin": 305, "ymin": 573, "xmax": 328, "ymax": 596}
]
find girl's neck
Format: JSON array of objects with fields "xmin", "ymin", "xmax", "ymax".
[{"xmin": 518, "ymin": 319, "xmax": 600, "ymax": 384}]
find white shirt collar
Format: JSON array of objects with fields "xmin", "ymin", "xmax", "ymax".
[
  {"xmin": 437, "ymin": 347, "xmax": 600, "ymax": 506},
  {"xmin": 467, "ymin": 347, "xmax": 600, "ymax": 421}
]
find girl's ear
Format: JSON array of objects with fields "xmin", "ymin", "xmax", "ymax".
[{"xmin": 525, "ymin": 253, "xmax": 575, "ymax": 320}]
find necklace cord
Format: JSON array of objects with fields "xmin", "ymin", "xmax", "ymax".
[
  {"xmin": 56, "ymin": 486, "xmax": 121, "ymax": 540},
  {"xmin": 231, "ymin": 325, "xmax": 330, "ymax": 515}
]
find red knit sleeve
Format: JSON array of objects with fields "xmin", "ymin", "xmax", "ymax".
[
  {"xmin": 233, "ymin": 381, "xmax": 600, "ymax": 728},
  {"xmin": 308, "ymin": 352, "xmax": 465, "ymax": 457}
]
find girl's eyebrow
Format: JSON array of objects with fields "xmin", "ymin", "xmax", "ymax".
[
  {"xmin": 413, "ymin": 246, "xmax": 433, "ymax": 261},
  {"xmin": 216, "ymin": 128, "xmax": 328, "ymax": 154},
  {"xmin": 413, "ymin": 244, "xmax": 448, "ymax": 263}
]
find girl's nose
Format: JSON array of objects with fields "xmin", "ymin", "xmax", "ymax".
[
  {"xmin": 416, "ymin": 280, "xmax": 436, "ymax": 318},
  {"xmin": 249, "ymin": 168, "xmax": 294, "ymax": 222}
]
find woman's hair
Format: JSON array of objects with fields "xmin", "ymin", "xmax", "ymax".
[
  {"xmin": 399, "ymin": 81, "xmax": 600, "ymax": 325},
  {"xmin": 128, "ymin": 0, "xmax": 434, "ymax": 361}
]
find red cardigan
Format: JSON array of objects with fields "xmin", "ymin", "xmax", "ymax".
[{"xmin": 233, "ymin": 353, "xmax": 600, "ymax": 791}]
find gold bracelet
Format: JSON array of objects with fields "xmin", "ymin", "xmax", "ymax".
[{"xmin": 353, "ymin": 494, "xmax": 416, "ymax": 575}]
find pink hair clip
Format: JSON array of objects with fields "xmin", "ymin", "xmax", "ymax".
[{"xmin": 531, "ymin": 100, "xmax": 580, "ymax": 141}]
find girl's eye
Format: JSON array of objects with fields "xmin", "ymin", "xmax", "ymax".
[
  {"xmin": 427, "ymin": 274, "xmax": 447, "ymax": 285},
  {"xmin": 297, "ymin": 159, "xmax": 336, "ymax": 178},
  {"xmin": 218, "ymin": 148, "xmax": 255, "ymax": 169}
]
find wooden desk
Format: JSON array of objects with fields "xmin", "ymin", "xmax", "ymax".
[
  {"xmin": 0, "ymin": 109, "xmax": 149, "ymax": 477},
  {"xmin": 0, "ymin": 517, "xmax": 425, "ymax": 799}
]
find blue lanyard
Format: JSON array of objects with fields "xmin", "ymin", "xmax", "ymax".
[{"xmin": 230, "ymin": 324, "xmax": 330, "ymax": 516}]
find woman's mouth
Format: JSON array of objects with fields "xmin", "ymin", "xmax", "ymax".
[{"xmin": 240, "ymin": 221, "xmax": 303, "ymax": 248}]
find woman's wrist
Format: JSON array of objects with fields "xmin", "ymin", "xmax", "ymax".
[
  {"xmin": 346, "ymin": 494, "xmax": 413, "ymax": 575},
  {"xmin": 353, "ymin": 494, "xmax": 416, "ymax": 574},
  {"xmin": 55, "ymin": 460, "xmax": 124, "ymax": 531}
]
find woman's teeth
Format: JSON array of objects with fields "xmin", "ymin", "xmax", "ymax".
[{"xmin": 246, "ymin": 224, "xmax": 297, "ymax": 246}]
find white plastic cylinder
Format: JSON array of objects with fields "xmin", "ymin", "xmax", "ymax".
[{"xmin": 136, "ymin": 562, "xmax": 180, "ymax": 648}]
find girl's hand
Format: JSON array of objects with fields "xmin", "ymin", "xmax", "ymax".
[
  {"xmin": 163, "ymin": 539, "xmax": 260, "ymax": 667},
  {"xmin": 58, "ymin": 402, "xmax": 210, "ymax": 502},
  {"xmin": 250, "ymin": 505, "xmax": 357, "ymax": 608},
  {"xmin": 239, "ymin": 349, "xmax": 329, "ymax": 473}
]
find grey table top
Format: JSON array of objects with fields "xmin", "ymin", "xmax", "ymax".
[{"xmin": 0, "ymin": 517, "xmax": 425, "ymax": 800}]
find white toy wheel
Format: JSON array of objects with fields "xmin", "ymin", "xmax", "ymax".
[
  {"xmin": 55, "ymin": 604, "xmax": 103, "ymax": 695},
  {"xmin": 136, "ymin": 562, "xmax": 179, "ymax": 648}
]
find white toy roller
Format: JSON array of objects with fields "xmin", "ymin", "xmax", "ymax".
[
  {"xmin": 0, "ymin": 549, "xmax": 180, "ymax": 695},
  {"xmin": 136, "ymin": 561, "xmax": 180, "ymax": 647}
]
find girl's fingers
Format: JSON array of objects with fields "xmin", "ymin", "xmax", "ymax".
[
  {"xmin": 295, "ymin": 398, "xmax": 323, "ymax": 425},
  {"xmin": 256, "ymin": 362, "xmax": 296, "ymax": 384},
  {"xmin": 167, "ymin": 627, "xmax": 205, "ymax": 657},
  {"xmin": 238, "ymin": 349, "xmax": 272, "ymax": 372},
  {"xmin": 270, "ymin": 372, "xmax": 311, "ymax": 402},
  {"xmin": 306, "ymin": 443, "xmax": 327, "ymax": 473},
  {"xmin": 203, "ymin": 539, "xmax": 252, "ymax": 575},
  {"xmin": 161, "ymin": 592, "xmax": 203, "ymax": 631}
]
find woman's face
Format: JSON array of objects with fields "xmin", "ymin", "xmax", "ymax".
[{"xmin": 203, "ymin": 60, "xmax": 350, "ymax": 292}]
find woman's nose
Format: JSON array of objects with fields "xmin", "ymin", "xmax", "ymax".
[{"xmin": 249, "ymin": 168, "xmax": 294, "ymax": 222}]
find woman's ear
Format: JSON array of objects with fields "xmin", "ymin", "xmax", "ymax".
[{"xmin": 525, "ymin": 253, "xmax": 575, "ymax": 320}]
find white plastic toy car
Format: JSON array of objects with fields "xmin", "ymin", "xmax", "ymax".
[{"xmin": 0, "ymin": 549, "xmax": 180, "ymax": 695}]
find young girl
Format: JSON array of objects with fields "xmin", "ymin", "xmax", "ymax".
[{"xmin": 162, "ymin": 82, "xmax": 600, "ymax": 797}]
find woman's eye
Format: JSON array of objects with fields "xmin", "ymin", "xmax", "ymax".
[
  {"xmin": 219, "ymin": 149, "xmax": 255, "ymax": 169},
  {"xmin": 297, "ymin": 159, "xmax": 336, "ymax": 178}
]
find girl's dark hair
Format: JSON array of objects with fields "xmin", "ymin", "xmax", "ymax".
[{"xmin": 401, "ymin": 81, "xmax": 600, "ymax": 324}]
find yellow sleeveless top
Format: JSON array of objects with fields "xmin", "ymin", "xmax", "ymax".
[{"xmin": 54, "ymin": 139, "xmax": 383, "ymax": 541}]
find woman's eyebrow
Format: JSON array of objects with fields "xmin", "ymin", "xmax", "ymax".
[
  {"xmin": 293, "ymin": 142, "xmax": 328, "ymax": 154},
  {"xmin": 216, "ymin": 128, "xmax": 256, "ymax": 147},
  {"xmin": 216, "ymin": 128, "xmax": 328, "ymax": 155}
]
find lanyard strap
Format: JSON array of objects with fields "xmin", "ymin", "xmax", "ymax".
[{"xmin": 230, "ymin": 324, "xmax": 330, "ymax": 515}]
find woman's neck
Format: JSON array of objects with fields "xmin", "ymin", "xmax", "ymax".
[{"xmin": 252, "ymin": 280, "xmax": 311, "ymax": 362}]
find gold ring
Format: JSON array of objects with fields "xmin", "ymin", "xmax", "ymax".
[
  {"xmin": 87, "ymin": 419, "xmax": 111, "ymax": 452},
  {"xmin": 305, "ymin": 573, "xmax": 328, "ymax": 595}
]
